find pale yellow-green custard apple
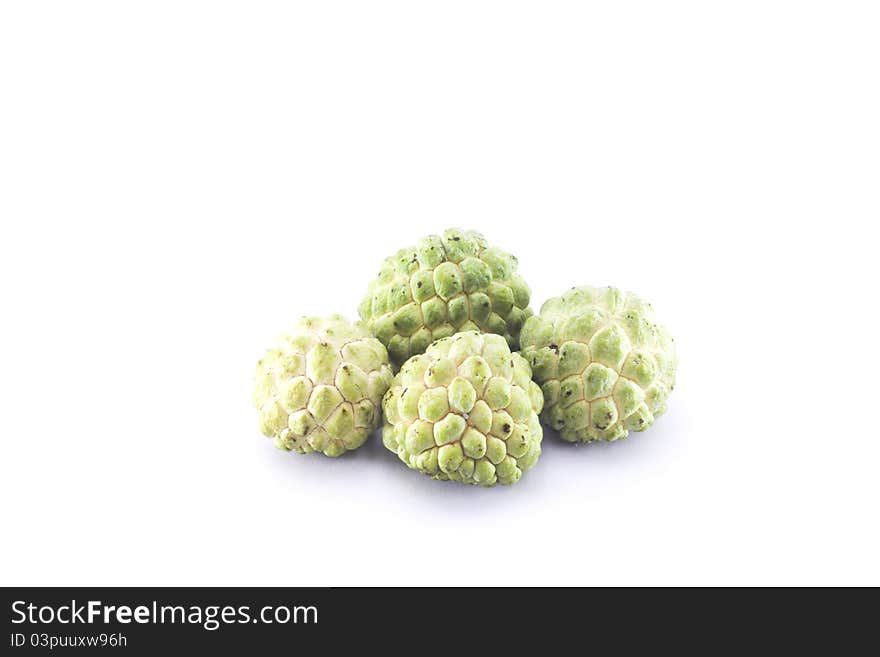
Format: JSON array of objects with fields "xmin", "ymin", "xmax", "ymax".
[
  {"xmin": 519, "ymin": 286, "xmax": 677, "ymax": 443},
  {"xmin": 253, "ymin": 315, "xmax": 393, "ymax": 456},
  {"xmin": 359, "ymin": 228, "xmax": 532, "ymax": 368},
  {"xmin": 382, "ymin": 331, "xmax": 544, "ymax": 486}
]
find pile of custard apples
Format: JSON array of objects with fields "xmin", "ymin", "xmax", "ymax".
[{"xmin": 253, "ymin": 228, "xmax": 677, "ymax": 487}]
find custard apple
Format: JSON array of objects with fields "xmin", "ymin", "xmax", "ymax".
[
  {"xmin": 358, "ymin": 228, "xmax": 532, "ymax": 368},
  {"xmin": 253, "ymin": 315, "xmax": 393, "ymax": 456},
  {"xmin": 382, "ymin": 331, "xmax": 544, "ymax": 486},
  {"xmin": 519, "ymin": 286, "xmax": 677, "ymax": 443}
]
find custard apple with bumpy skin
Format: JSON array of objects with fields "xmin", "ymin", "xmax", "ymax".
[
  {"xmin": 520, "ymin": 286, "xmax": 677, "ymax": 443},
  {"xmin": 359, "ymin": 228, "xmax": 532, "ymax": 368},
  {"xmin": 253, "ymin": 315, "xmax": 394, "ymax": 457},
  {"xmin": 382, "ymin": 331, "xmax": 544, "ymax": 486}
]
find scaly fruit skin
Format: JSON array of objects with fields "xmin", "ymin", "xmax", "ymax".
[
  {"xmin": 519, "ymin": 286, "xmax": 677, "ymax": 443},
  {"xmin": 253, "ymin": 315, "xmax": 394, "ymax": 457},
  {"xmin": 359, "ymin": 228, "xmax": 532, "ymax": 368},
  {"xmin": 382, "ymin": 331, "xmax": 544, "ymax": 486}
]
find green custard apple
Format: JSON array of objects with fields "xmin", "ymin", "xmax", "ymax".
[
  {"xmin": 382, "ymin": 331, "xmax": 544, "ymax": 486},
  {"xmin": 359, "ymin": 228, "xmax": 532, "ymax": 368},
  {"xmin": 253, "ymin": 315, "xmax": 394, "ymax": 456},
  {"xmin": 519, "ymin": 286, "xmax": 677, "ymax": 443}
]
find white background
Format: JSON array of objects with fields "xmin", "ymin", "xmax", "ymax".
[{"xmin": 2, "ymin": 1, "xmax": 878, "ymax": 586}]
